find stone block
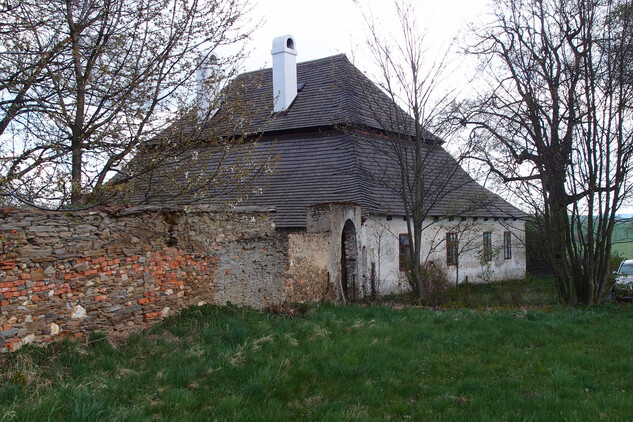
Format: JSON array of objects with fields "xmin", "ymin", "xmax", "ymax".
[
  {"xmin": 71, "ymin": 305, "xmax": 87, "ymax": 319},
  {"xmin": 105, "ymin": 305, "xmax": 122, "ymax": 313},
  {"xmin": 0, "ymin": 328, "xmax": 18, "ymax": 338},
  {"xmin": 28, "ymin": 225, "xmax": 58, "ymax": 233},
  {"xmin": 26, "ymin": 322, "xmax": 45, "ymax": 334},
  {"xmin": 74, "ymin": 224, "xmax": 98, "ymax": 232},
  {"xmin": 18, "ymin": 246, "xmax": 52, "ymax": 259},
  {"xmin": 73, "ymin": 262, "xmax": 90, "ymax": 273},
  {"xmin": 69, "ymin": 241, "xmax": 93, "ymax": 252},
  {"xmin": 31, "ymin": 268, "xmax": 46, "ymax": 281},
  {"xmin": 115, "ymin": 305, "xmax": 141, "ymax": 315}
]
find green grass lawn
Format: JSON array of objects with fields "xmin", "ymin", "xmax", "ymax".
[
  {"xmin": 612, "ymin": 242, "xmax": 633, "ymax": 260},
  {"xmin": 2, "ymin": 301, "xmax": 633, "ymax": 421}
]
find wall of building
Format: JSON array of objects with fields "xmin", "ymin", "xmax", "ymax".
[
  {"xmin": 360, "ymin": 215, "xmax": 527, "ymax": 294},
  {"xmin": 0, "ymin": 206, "xmax": 309, "ymax": 352}
]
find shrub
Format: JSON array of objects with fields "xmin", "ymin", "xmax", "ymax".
[
  {"xmin": 610, "ymin": 254, "xmax": 625, "ymax": 273},
  {"xmin": 491, "ymin": 278, "xmax": 525, "ymax": 307},
  {"xmin": 418, "ymin": 261, "xmax": 452, "ymax": 306}
]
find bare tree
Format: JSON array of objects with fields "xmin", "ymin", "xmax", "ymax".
[
  {"xmin": 0, "ymin": 0, "xmax": 256, "ymax": 207},
  {"xmin": 442, "ymin": 218, "xmax": 486, "ymax": 295},
  {"xmin": 351, "ymin": 0, "xmax": 476, "ymax": 300},
  {"xmin": 463, "ymin": 0, "xmax": 633, "ymax": 304},
  {"xmin": 364, "ymin": 216, "xmax": 395, "ymax": 297}
]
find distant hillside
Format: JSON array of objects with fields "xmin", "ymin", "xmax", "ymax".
[{"xmin": 611, "ymin": 217, "xmax": 633, "ymax": 258}]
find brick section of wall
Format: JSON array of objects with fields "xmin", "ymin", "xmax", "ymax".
[{"xmin": 0, "ymin": 206, "xmax": 290, "ymax": 352}]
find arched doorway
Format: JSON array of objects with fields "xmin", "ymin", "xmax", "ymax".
[{"xmin": 340, "ymin": 219, "xmax": 358, "ymax": 302}]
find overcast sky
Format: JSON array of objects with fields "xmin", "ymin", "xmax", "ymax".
[{"xmin": 238, "ymin": 0, "xmax": 490, "ymax": 73}]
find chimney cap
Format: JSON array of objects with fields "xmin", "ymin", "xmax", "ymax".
[{"xmin": 271, "ymin": 34, "xmax": 297, "ymax": 55}]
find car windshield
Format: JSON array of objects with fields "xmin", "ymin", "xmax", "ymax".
[{"xmin": 620, "ymin": 263, "xmax": 633, "ymax": 275}]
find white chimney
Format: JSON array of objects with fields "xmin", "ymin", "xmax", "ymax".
[
  {"xmin": 196, "ymin": 52, "xmax": 218, "ymax": 119},
  {"xmin": 271, "ymin": 35, "xmax": 298, "ymax": 113}
]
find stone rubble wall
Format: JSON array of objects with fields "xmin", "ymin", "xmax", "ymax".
[
  {"xmin": 0, "ymin": 205, "xmax": 312, "ymax": 353},
  {"xmin": 285, "ymin": 232, "xmax": 335, "ymax": 303}
]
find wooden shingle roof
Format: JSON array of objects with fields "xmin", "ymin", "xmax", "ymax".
[
  {"xmin": 122, "ymin": 54, "xmax": 525, "ymax": 226},
  {"xmin": 215, "ymin": 54, "xmax": 423, "ymax": 137}
]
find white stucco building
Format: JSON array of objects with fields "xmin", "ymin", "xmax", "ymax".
[{"xmin": 125, "ymin": 35, "xmax": 527, "ymax": 301}]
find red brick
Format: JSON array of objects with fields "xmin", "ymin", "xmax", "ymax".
[
  {"xmin": 1, "ymin": 262, "xmax": 15, "ymax": 270},
  {"xmin": 94, "ymin": 295, "xmax": 108, "ymax": 301},
  {"xmin": 137, "ymin": 298, "xmax": 149, "ymax": 305}
]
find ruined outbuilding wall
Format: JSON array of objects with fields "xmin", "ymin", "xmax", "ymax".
[
  {"xmin": 0, "ymin": 206, "xmax": 291, "ymax": 352},
  {"xmin": 285, "ymin": 232, "xmax": 335, "ymax": 302}
]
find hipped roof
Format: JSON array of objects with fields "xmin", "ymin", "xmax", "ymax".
[
  {"xmin": 122, "ymin": 54, "xmax": 525, "ymax": 226},
  {"xmin": 214, "ymin": 54, "xmax": 432, "ymax": 139}
]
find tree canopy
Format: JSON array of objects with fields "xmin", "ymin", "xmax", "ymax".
[
  {"xmin": 464, "ymin": 0, "xmax": 633, "ymax": 304},
  {"xmin": 0, "ymin": 0, "xmax": 254, "ymax": 207}
]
